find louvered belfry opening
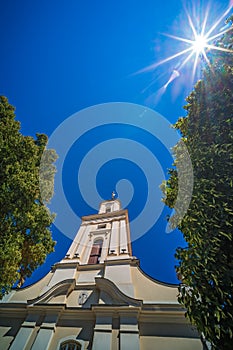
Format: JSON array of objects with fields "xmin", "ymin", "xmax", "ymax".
[{"xmin": 88, "ymin": 239, "xmax": 103, "ymax": 264}]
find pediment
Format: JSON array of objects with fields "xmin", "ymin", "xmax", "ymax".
[
  {"xmin": 26, "ymin": 277, "xmax": 142, "ymax": 307},
  {"xmin": 95, "ymin": 277, "xmax": 142, "ymax": 307},
  {"xmin": 27, "ymin": 279, "xmax": 75, "ymax": 305}
]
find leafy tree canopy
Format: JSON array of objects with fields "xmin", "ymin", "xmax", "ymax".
[
  {"xmin": 0, "ymin": 96, "xmax": 57, "ymax": 298},
  {"xmin": 161, "ymin": 19, "xmax": 233, "ymax": 349}
]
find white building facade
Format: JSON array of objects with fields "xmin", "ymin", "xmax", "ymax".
[{"xmin": 0, "ymin": 199, "xmax": 204, "ymax": 349}]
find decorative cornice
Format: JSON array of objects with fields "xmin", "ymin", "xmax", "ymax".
[
  {"xmin": 91, "ymin": 305, "xmax": 141, "ymax": 318},
  {"xmin": 82, "ymin": 209, "xmax": 128, "ymax": 222},
  {"xmin": 52, "ymin": 261, "xmax": 79, "ymax": 270},
  {"xmin": 88, "ymin": 229, "xmax": 110, "ymax": 240},
  {"xmin": 104, "ymin": 257, "xmax": 139, "ymax": 266}
]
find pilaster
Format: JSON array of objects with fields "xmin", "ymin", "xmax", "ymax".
[
  {"xmin": 92, "ymin": 312, "xmax": 112, "ymax": 350},
  {"xmin": 9, "ymin": 314, "xmax": 40, "ymax": 350},
  {"xmin": 31, "ymin": 313, "xmax": 58, "ymax": 350},
  {"xmin": 119, "ymin": 311, "xmax": 140, "ymax": 350}
]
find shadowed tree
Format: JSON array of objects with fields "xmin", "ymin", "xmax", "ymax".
[
  {"xmin": 161, "ymin": 18, "xmax": 233, "ymax": 349},
  {"xmin": 0, "ymin": 96, "xmax": 57, "ymax": 298}
]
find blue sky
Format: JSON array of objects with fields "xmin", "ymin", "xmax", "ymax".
[{"xmin": 1, "ymin": 0, "xmax": 232, "ymax": 285}]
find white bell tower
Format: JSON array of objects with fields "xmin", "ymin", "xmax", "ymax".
[
  {"xmin": 66, "ymin": 198, "xmax": 132, "ymax": 264},
  {"xmin": 46, "ymin": 196, "xmax": 136, "ymax": 297}
]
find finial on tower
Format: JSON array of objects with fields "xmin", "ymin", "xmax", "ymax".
[{"xmin": 111, "ymin": 191, "xmax": 116, "ymax": 200}]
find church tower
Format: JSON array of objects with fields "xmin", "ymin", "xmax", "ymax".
[
  {"xmin": 0, "ymin": 198, "xmax": 203, "ymax": 350},
  {"xmin": 47, "ymin": 198, "xmax": 136, "ymax": 298}
]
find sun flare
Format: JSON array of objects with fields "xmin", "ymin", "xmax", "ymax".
[
  {"xmin": 192, "ymin": 34, "xmax": 207, "ymax": 54},
  {"xmin": 137, "ymin": 3, "xmax": 233, "ymax": 84}
]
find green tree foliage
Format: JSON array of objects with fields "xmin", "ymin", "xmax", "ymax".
[
  {"xmin": 161, "ymin": 21, "xmax": 233, "ymax": 349},
  {"xmin": 0, "ymin": 96, "xmax": 57, "ymax": 298}
]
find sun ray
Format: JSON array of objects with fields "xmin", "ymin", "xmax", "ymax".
[
  {"xmin": 202, "ymin": 49, "xmax": 211, "ymax": 68},
  {"xmin": 163, "ymin": 33, "xmax": 196, "ymax": 45},
  {"xmin": 186, "ymin": 11, "xmax": 198, "ymax": 39},
  {"xmin": 136, "ymin": 46, "xmax": 193, "ymax": 74},
  {"xmin": 205, "ymin": 5, "xmax": 232, "ymax": 37},
  {"xmin": 207, "ymin": 25, "xmax": 233, "ymax": 42},
  {"xmin": 192, "ymin": 52, "xmax": 200, "ymax": 81},
  {"xmin": 178, "ymin": 50, "xmax": 196, "ymax": 70},
  {"xmin": 206, "ymin": 44, "xmax": 233, "ymax": 53},
  {"xmin": 200, "ymin": 5, "xmax": 209, "ymax": 37}
]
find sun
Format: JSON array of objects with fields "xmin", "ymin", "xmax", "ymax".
[
  {"xmin": 192, "ymin": 34, "xmax": 208, "ymax": 54},
  {"xmin": 137, "ymin": 3, "xmax": 233, "ymax": 84}
]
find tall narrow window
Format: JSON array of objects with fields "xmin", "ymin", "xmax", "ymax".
[{"xmin": 88, "ymin": 239, "xmax": 103, "ymax": 264}]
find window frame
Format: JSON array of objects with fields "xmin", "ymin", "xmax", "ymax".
[
  {"xmin": 88, "ymin": 238, "xmax": 104, "ymax": 264},
  {"xmin": 57, "ymin": 338, "xmax": 84, "ymax": 350},
  {"xmin": 97, "ymin": 223, "xmax": 106, "ymax": 229}
]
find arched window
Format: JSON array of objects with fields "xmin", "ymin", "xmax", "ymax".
[
  {"xmin": 60, "ymin": 340, "xmax": 81, "ymax": 350},
  {"xmin": 88, "ymin": 239, "xmax": 103, "ymax": 264}
]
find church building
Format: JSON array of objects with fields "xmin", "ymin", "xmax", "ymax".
[{"xmin": 0, "ymin": 198, "xmax": 203, "ymax": 349}]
